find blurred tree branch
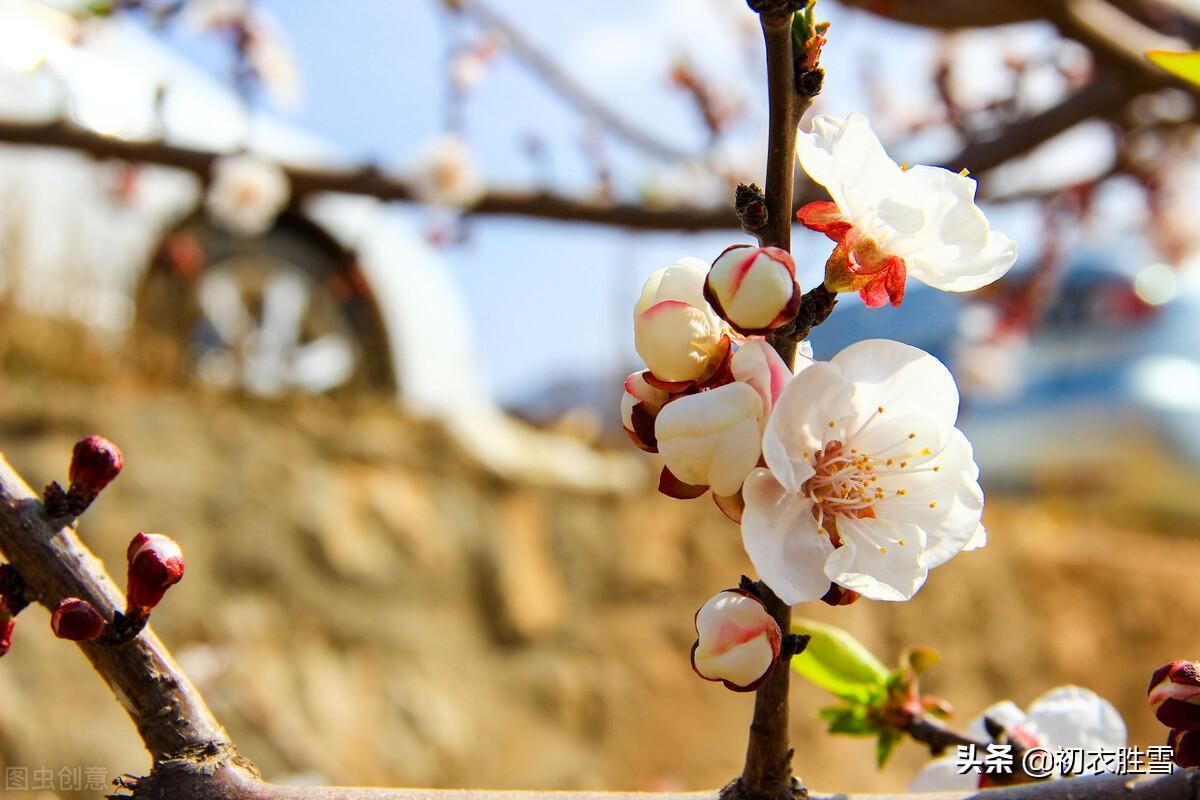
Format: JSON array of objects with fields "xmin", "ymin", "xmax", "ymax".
[{"xmin": 443, "ymin": 0, "xmax": 699, "ymax": 163}]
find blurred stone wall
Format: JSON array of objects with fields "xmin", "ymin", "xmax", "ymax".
[{"xmin": 0, "ymin": 373, "xmax": 1193, "ymax": 797}]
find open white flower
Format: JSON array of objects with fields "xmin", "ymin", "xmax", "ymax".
[
  {"xmin": 205, "ymin": 154, "xmax": 290, "ymax": 238},
  {"xmin": 410, "ymin": 133, "xmax": 484, "ymax": 209},
  {"xmin": 796, "ymin": 112, "xmax": 1017, "ymax": 308},
  {"xmin": 634, "ymin": 257, "xmax": 728, "ymax": 385},
  {"xmin": 910, "ymin": 687, "xmax": 1126, "ymax": 791},
  {"xmin": 741, "ymin": 339, "xmax": 985, "ymax": 603}
]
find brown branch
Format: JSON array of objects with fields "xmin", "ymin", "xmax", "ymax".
[
  {"xmin": 834, "ymin": 0, "xmax": 1045, "ymax": 28},
  {"xmin": 0, "ymin": 453, "xmax": 230, "ymax": 760},
  {"xmin": 447, "ymin": 0, "xmax": 697, "ymax": 163}
]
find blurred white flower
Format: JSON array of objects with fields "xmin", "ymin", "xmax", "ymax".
[
  {"xmin": 741, "ymin": 339, "xmax": 985, "ymax": 604},
  {"xmin": 910, "ymin": 687, "xmax": 1126, "ymax": 791},
  {"xmin": 205, "ymin": 154, "xmax": 290, "ymax": 237},
  {"xmin": 633, "ymin": 257, "xmax": 727, "ymax": 385},
  {"xmin": 410, "ymin": 133, "xmax": 484, "ymax": 209},
  {"xmin": 181, "ymin": 0, "xmax": 247, "ymax": 31},
  {"xmin": 244, "ymin": 11, "xmax": 300, "ymax": 109},
  {"xmin": 796, "ymin": 113, "xmax": 1017, "ymax": 308},
  {"xmin": 691, "ymin": 589, "xmax": 781, "ymax": 692}
]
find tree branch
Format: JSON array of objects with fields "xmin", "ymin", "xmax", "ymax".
[
  {"xmin": 0, "ymin": 453, "xmax": 231, "ymax": 761},
  {"xmin": 834, "ymin": 0, "xmax": 1045, "ymax": 28},
  {"xmin": 446, "ymin": 0, "xmax": 697, "ymax": 163}
]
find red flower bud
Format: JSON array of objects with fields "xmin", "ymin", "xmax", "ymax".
[
  {"xmin": 691, "ymin": 589, "xmax": 782, "ymax": 692},
  {"xmin": 51, "ymin": 598, "xmax": 107, "ymax": 641},
  {"xmin": 126, "ymin": 533, "xmax": 185, "ymax": 610},
  {"xmin": 1169, "ymin": 729, "xmax": 1200, "ymax": 768},
  {"xmin": 66, "ymin": 436, "xmax": 123, "ymax": 512},
  {"xmin": 1149, "ymin": 661, "xmax": 1200, "ymax": 731}
]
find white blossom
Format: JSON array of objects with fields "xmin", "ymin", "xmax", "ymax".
[
  {"xmin": 796, "ymin": 112, "xmax": 1017, "ymax": 307},
  {"xmin": 410, "ymin": 133, "xmax": 484, "ymax": 209},
  {"xmin": 741, "ymin": 339, "xmax": 985, "ymax": 603},
  {"xmin": 910, "ymin": 687, "xmax": 1126, "ymax": 791},
  {"xmin": 204, "ymin": 154, "xmax": 290, "ymax": 238}
]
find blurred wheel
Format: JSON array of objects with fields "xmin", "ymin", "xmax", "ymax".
[{"xmin": 134, "ymin": 214, "xmax": 395, "ymax": 396}]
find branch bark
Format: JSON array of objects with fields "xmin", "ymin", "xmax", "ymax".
[{"xmin": 0, "ymin": 453, "xmax": 231, "ymax": 760}]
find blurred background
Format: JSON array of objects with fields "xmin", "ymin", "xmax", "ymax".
[{"xmin": 1, "ymin": 0, "xmax": 1200, "ymax": 796}]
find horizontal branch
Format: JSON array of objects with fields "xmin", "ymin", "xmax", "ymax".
[
  {"xmin": 0, "ymin": 452, "xmax": 230, "ymax": 761},
  {"xmin": 0, "ymin": 119, "xmax": 738, "ymax": 232}
]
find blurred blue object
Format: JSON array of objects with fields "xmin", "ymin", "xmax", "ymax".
[{"xmin": 808, "ymin": 257, "xmax": 1200, "ymax": 502}]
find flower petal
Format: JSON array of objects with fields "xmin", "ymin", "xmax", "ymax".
[
  {"xmin": 831, "ymin": 339, "xmax": 959, "ymax": 427},
  {"xmin": 908, "ymin": 757, "xmax": 978, "ymax": 793},
  {"xmin": 762, "ymin": 361, "xmax": 852, "ymax": 493},
  {"xmin": 824, "ymin": 516, "xmax": 928, "ymax": 601},
  {"xmin": 1025, "ymin": 686, "xmax": 1127, "ymax": 754},
  {"xmin": 741, "ymin": 469, "xmax": 834, "ymax": 604}
]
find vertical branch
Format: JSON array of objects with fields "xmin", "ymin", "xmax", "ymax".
[{"xmin": 731, "ymin": 6, "xmax": 820, "ymax": 800}]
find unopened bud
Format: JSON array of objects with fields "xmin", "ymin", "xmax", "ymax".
[
  {"xmin": 655, "ymin": 382, "xmax": 763, "ymax": 497},
  {"xmin": 51, "ymin": 598, "xmax": 107, "ymax": 641},
  {"xmin": 58, "ymin": 435, "xmax": 124, "ymax": 516},
  {"xmin": 634, "ymin": 258, "xmax": 726, "ymax": 385},
  {"xmin": 691, "ymin": 589, "xmax": 781, "ymax": 692},
  {"xmin": 621, "ymin": 371, "xmax": 670, "ymax": 453},
  {"xmin": 1150, "ymin": 661, "xmax": 1200, "ymax": 730},
  {"xmin": 1169, "ymin": 729, "xmax": 1200, "ymax": 768},
  {"xmin": 126, "ymin": 533, "xmax": 185, "ymax": 610},
  {"xmin": 705, "ymin": 245, "xmax": 800, "ymax": 334}
]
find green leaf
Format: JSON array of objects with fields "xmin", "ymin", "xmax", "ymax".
[
  {"xmin": 818, "ymin": 705, "xmax": 879, "ymax": 736},
  {"xmin": 1147, "ymin": 50, "xmax": 1200, "ymax": 87},
  {"xmin": 791, "ymin": 619, "xmax": 889, "ymax": 704},
  {"xmin": 876, "ymin": 728, "xmax": 903, "ymax": 768}
]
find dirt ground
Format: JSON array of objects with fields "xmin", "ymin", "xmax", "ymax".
[{"xmin": 0, "ymin": 357, "xmax": 1195, "ymax": 798}]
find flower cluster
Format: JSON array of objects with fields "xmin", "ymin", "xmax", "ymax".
[
  {"xmin": 1149, "ymin": 660, "xmax": 1200, "ymax": 767},
  {"xmin": 621, "ymin": 110, "xmax": 1015, "ymax": 693},
  {"xmin": 910, "ymin": 687, "xmax": 1126, "ymax": 790}
]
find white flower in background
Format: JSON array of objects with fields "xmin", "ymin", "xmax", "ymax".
[
  {"xmin": 244, "ymin": 11, "xmax": 301, "ymax": 109},
  {"xmin": 705, "ymin": 245, "xmax": 801, "ymax": 334},
  {"xmin": 410, "ymin": 133, "xmax": 485, "ymax": 209},
  {"xmin": 654, "ymin": 339, "xmax": 791, "ymax": 497},
  {"xmin": 795, "ymin": 112, "xmax": 1017, "ymax": 308},
  {"xmin": 634, "ymin": 257, "xmax": 728, "ymax": 385},
  {"xmin": 691, "ymin": 589, "xmax": 781, "ymax": 692},
  {"xmin": 910, "ymin": 687, "xmax": 1126, "ymax": 791},
  {"xmin": 181, "ymin": 0, "xmax": 247, "ymax": 31},
  {"xmin": 741, "ymin": 339, "xmax": 985, "ymax": 604},
  {"xmin": 205, "ymin": 154, "xmax": 290, "ymax": 238}
]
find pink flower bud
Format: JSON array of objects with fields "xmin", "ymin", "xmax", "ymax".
[
  {"xmin": 654, "ymin": 382, "xmax": 764, "ymax": 497},
  {"xmin": 1150, "ymin": 661, "xmax": 1200, "ymax": 730},
  {"xmin": 68, "ymin": 436, "xmax": 123, "ymax": 504},
  {"xmin": 1149, "ymin": 660, "xmax": 1200, "ymax": 705},
  {"xmin": 691, "ymin": 589, "xmax": 781, "ymax": 692},
  {"xmin": 705, "ymin": 245, "xmax": 800, "ymax": 334},
  {"xmin": 1169, "ymin": 729, "xmax": 1200, "ymax": 768},
  {"xmin": 51, "ymin": 598, "xmax": 106, "ymax": 641},
  {"xmin": 621, "ymin": 371, "xmax": 670, "ymax": 453},
  {"xmin": 634, "ymin": 258, "xmax": 726, "ymax": 384},
  {"xmin": 126, "ymin": 533, "xmax": 185, "ymax": 610}
]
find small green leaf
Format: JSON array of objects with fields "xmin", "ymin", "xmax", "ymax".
[
  {"xmin": 876, "ymin": 728, "xmax": 903, "ymax": 768},
  {"xmin": 791, "ymin": 619, "xmax": 888, "ymax": 704},
  {"xmin": 900, "ymin": 646, "xmax": 940, "ymax": 676},
  {"xmin": 1147, "ymin": 50, "xmax": 1200, "ymax": 87},
  {"xmin": 818, "ymin": 704, "xmax": 879, "ymax": 736}
]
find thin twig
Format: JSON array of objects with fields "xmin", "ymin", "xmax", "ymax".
[{"xmin": 447, "ymin": 0, "xmax": 697, "ymax": 163}]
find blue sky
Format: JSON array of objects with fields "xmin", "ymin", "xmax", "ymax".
[{"xmin": 156, "ymin": 0, "xmax": 1062, "ymax": 402}]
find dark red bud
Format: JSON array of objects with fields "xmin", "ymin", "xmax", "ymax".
[
  {"xmin": 1170, "ymin": 729, "xmax": 1200, "ymax": 768},
  {"xmin": 1156, "ymin": 698, "xmax": 1200, "ymax": 731},
  {"xmin": 0, "ymin": 612, "xmax": 14, "ymax": 656},
  {"xmin": 51, "ymin": 598, "xmax": 106, "ymax": 641},
  {"xmin": 1149, "ymin": 660, "xmax": 1200, "ymax": 700},
  {"xmin": 68, "ymin": 436, "xmax": 123, "ymax": 503},
  {"xmin": 126, "ymin": 533, "xmax": 185, "ymax": 610}
]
